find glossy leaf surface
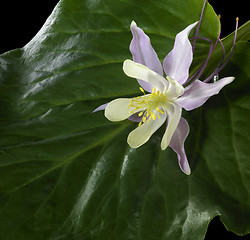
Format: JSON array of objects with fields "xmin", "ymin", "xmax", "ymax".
[{"xmin": 0, "ymin": 0, "xmax": 249, "ymax": 239}]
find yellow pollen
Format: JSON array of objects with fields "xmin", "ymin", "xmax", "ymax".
[
  {"xmin": 151, "ymin": 113, "xmax": 156, "ymax": 120},
  {"xmin": 139, "ymin": 87, "xmax": 146, "ymax": 95},
  {"xmin": 128, "ymin": 88, "xmax": 168, "ymax": 127},
  {"xmin": 156, "ymin": 107, "xmax": 164, "ymax": 114}
]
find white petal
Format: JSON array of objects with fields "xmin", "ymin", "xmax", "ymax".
[
  {"xmin": 163, "ymin": 22, "xmax": 198, "ymax": 85},
  {"xmin": 161, "ymin": 103, "xmax": 182, "ymax": 150},
  {"xmin": 105, "ymin": 98, "xmax": 132, "ymax": 121},
  {"xmin": 176, "ymin": 77, "xmax": 235, "ymax": 111},
  {"xmin": 123, "ymin": 60, "xmax": 168, "ymax": 93},
  {"xmin": 169, "ymin": 117, "xmax": 191, "ymax": 175},
  {"xmin": 127, "ymin": 113, "xmax": 167, "ymax": 148},
  {"xmin": 165, "ymin": 76, "xmax": 185, "ymax": 99}
]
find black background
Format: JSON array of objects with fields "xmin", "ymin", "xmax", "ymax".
[
  {"xmin": 0, "ymin": 0, "xmax": 249, "ymax": 239},
  {"xmin": 0, "ymin": 0, "xmax": 248, "ymax": 54}
]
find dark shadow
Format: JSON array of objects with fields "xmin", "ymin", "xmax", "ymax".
[{"xmin": 205, "ymin": 216, "xmax": 250, "ymax": 240}]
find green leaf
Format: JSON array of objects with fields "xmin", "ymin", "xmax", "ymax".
[{"xmin": 0, "ymin": 0, "xmax": 249, "ymax": 239}]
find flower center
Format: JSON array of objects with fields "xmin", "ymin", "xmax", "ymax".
[{"xmin": 128, "ymin": 87, "xmax": 167, "ymax": 126}]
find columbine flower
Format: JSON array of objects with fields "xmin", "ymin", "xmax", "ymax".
[{"xmin": 93, "ymin": 1, "xmax": 238, "ymax": 175}]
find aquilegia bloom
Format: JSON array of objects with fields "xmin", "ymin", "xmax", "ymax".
[{"xmin": 94, "ymin": 9, "xmax": 238, "ymax": 175}]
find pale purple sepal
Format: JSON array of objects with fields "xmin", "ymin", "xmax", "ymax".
[
  {"xmin": 92, "ymin": 103, "xmax": 108, "ymax": 113},
  {"xmin": 163, "ymin": 22, "xmax": 198, "ymax": 85},
  {"xmin": 176, "ymin": 77, "xmax": 235, "ymax": 111},
  {"xmin": 128, "ymin": 112, "xmax": 142, "ymax": 122},
  {"xmin": 130, "ymin": 21, "xmax": 163, "ymax": 92},
  {"xmin": 169, "ymin": 117, "xmax": 191, "ymax": 175}
]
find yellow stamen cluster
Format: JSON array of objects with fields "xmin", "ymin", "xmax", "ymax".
[{"xmin": 128, "ymin": 87, "xmax": 167, "ymax": 127}]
